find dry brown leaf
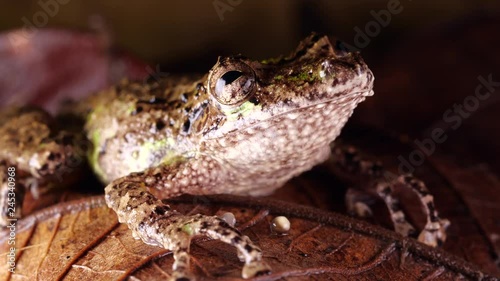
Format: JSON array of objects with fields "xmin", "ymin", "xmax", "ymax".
[{"xmin": 1, "ymin": 194, "xmax": 496, "ymax": 280}]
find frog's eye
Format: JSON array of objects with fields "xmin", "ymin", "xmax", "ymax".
[{"xmin": 209, "ymin": 60, "xmax": 256, "ymax": 106}]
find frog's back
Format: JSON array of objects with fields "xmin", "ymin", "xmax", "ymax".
[{"xmin": 85, "ymin": 77, "xmax": 207, "ymax": 183}]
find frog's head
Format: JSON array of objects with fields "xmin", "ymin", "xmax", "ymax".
[
  {"xmin": 199, "ymin": 34, "xmax": 374, "ymax": 194},
  {"xmin": 202, "ymin": 33, "xmax": 373, "ymax": 137}
]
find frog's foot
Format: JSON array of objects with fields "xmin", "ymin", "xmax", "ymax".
[
  {"xmin": 330, "ymin": 143, "xmax": 450, "ymax": 247},
  {"xmin": 105, "ymin": 179, "xmax": 270, "ymax": 280},
  {"xmin": 379, "ymin": 175, "xmax": 450, "ymax": 247},
  {"xmin": 165, "ymin": 214, "xmax": 270, "ymax": 280},
  {"xmin": 345, "ymin": 184, "xmax": 417, "ymax": 238}
]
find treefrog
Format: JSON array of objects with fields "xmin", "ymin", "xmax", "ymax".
[{"xmin": 0, "ymin": 34, "xmax": 448, "ymax": 280}]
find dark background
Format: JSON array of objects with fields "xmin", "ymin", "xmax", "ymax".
[{"xmin": 1, "ymin": 0, "xmax": 499, "ymax": 277}]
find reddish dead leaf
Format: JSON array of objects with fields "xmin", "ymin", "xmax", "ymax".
[
  {"xmin": 1, "ymin": 195, "xmax": 496, "ymax": 280},
  {"xmin": 0, "ymin": 28, "xmax": 149, "ymax": 113}
]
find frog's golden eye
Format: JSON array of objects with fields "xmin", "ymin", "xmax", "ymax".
[{"xmin": 209, "ymin": 60, "xmax": 256, "ymax": 106}]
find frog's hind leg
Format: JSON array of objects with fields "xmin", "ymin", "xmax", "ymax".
[
  {"xmin": 373, "ymin": 176, "xmax": 450, "ymax": 247},
  {"xmin": 343, "ymin": 180, "xmax": 417, "ymax": 238},
  {"xmin": 105, "ymin": 159, "xmax": 270, "ymax": 280},
  {"xmin": 330, "ymin": 143, "xmax": 449, "ymax": 247},
  {"xmin": 0, "ymin": 107, "xmax": 85, "ymax": 227}
]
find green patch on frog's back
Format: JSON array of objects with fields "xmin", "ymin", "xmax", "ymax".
[
  {"xmin": 88, "ymin": 130, "xmax": 106, "ymax": 181},
  {"xmin": 136, "ymin": 138, "xmax": 175, "ymax": 165},
  {"xmin": 89, "ymin": 133, "xmax": 187, "ymax": 182},
  {"xmin": 133, "ymin": 138, "xmax": 191, "ymax": 173},
  {"xmin": 260, "ymin": 56, "xmax": 284, "ymax": 65},
  {"xmin": 287, "ymin": 72, "xmax": 319, "ymax": 83},
  {"xmin": 274, "ymin": 68, "xmax": 323, "ymax": 84},
  {"xmin": 272, "ymin": 74, "xmax": 282, "ymax": 79}
]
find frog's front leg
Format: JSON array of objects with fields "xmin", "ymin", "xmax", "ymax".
[
  {"xmin": 104, "ymin": 157, "xmax": 270, "ymax": 280},
  {"xmin": 330, "ymin": 143, "xmax": 450, "ymax": 247}
]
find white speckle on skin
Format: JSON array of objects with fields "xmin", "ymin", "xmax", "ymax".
[
  {"xmin": 287, "ymin": 112, "xmax": 299, "ymax": 120},
  {"xmin": 145, "ymin": 176, "xmax": 155, "ymax": 185},
  {"xmin": 258, "ymin": 122, "xmax": 270, "ymax": 130},
  {"xmin": 198, "ymin": 166, "xmax": 207, "ymax": 175},
  {"xmin": 218, "ymin": 138, "xmax": 227, "ymax": 148},
  {"xmin": 179, "ymin": 177, "xmax": 189, "ymax": 187},
  {"xmin": 132, "ymin": 151, "xmax": 139, "ymax": 159},
  {"xmin": 190, "ymin": 177, "xmax": 198, "ymax": 185}
]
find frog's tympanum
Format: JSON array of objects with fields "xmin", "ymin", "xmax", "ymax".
[{"xmin": 0, "ymin": 34, "xmax": 449, "ymax": 280}]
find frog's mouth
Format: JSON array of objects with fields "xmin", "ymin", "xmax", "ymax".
[{"xmin": 205, "ymin": 89, "xmax": 373, "ymax": 140}]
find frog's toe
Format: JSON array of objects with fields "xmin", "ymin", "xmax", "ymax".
[
  {"xmin": 417, "ymin": 218, "xmax": 450, "ymax": 247},
  {"xmin": 170, "ymin": 270, "xmax": 194, "ymax": 281},
  {"xmin": 242, "ymin": 260, "xmax": 271, "ymax": 279}
]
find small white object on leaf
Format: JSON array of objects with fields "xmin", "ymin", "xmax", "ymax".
[
  {"xmin": 220, "ymin": 212, "xmax": 236, "ymax": 227},
  {"xmin": 272, "ymin": 216, "xmax": 290, "ymax": 234}
]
